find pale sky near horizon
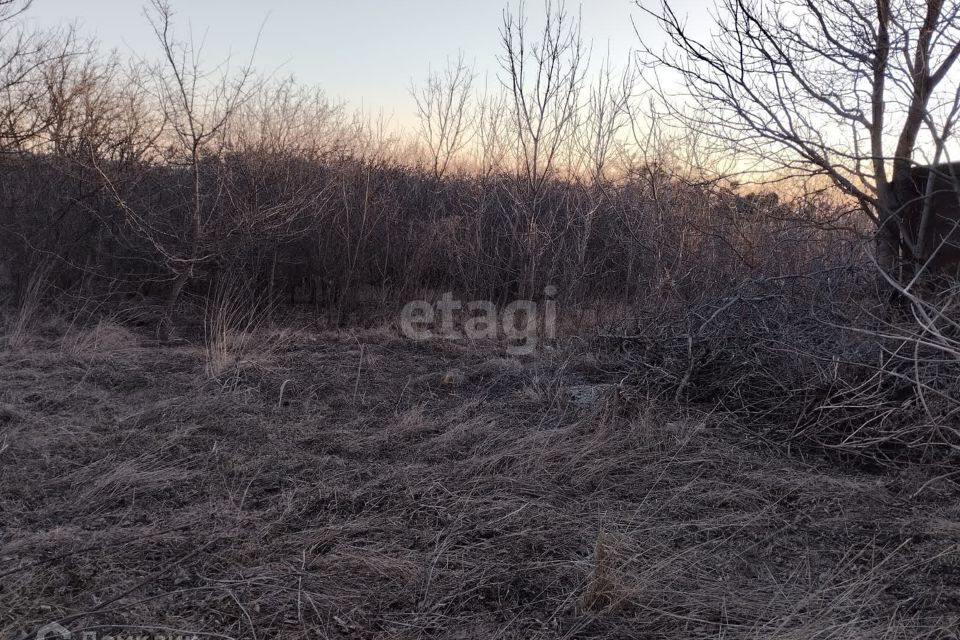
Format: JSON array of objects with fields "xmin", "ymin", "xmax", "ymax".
[{"xmin": 26, "ymin": 0, "xmax": 712, "ymax": 129}]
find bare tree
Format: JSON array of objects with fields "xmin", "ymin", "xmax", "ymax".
[
  {"xmin": 0, "ymin": 0, "xmax": 73, "ymax": 152},
  {"xmin": 41, "ymin": 50, "xmax": 161, "ymax": 163},
  {"xmin": 412, "ymin": 54, "xmax": 476, "ymax": 180},
  {"xmin": 97, "ymin": 0, "xmax": 259, "ymax": 340},
  {"xmin": 639, "ymin": 0, "xmax": 960, "ymax": 282},
  {"xmin": 497, "ymin": 1, "xmax": 588, "ymax": 296},
  {"xmin": 471, "ymin": 79, "xmax": 511, "ymax": 178},
  {"xmin": 575, "ymin": 52, "xmax": 636, "ymax": 184},
  {"xmin": 499, "ymin": 0, "xmax": 586, "ymax": 198},
  {"xmin": 231, "ymin": 77, "xmax": 347, "ymax": 160}
]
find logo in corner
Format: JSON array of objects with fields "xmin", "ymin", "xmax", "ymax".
[{"xmin": 35, "ymin": 622, "xmax": 71, "ymax": 640}]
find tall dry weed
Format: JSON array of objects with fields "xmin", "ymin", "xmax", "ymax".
[
  {"xmin": 3, "ymin": 260, "xmax": 53, "ymax": 351},
  {"xmin": 203, "ymin": 276, "xmax": 281, "ymax": 380}
]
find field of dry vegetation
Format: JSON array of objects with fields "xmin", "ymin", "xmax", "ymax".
[
  {"xmin": 0, "ymin": 284, "xmax": 960, "ymax": 638},
  {"xmin": 1, "ymin": 302, "xmax": 959, "ymax": 639},
  {"xmin": 2, "ymin": 0, "xmax": 960, "ymax": 637}
]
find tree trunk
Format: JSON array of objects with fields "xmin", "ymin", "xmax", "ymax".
[
  {"xmin": 875, "ymin": 220, "xmax": 901, "ymax": 278},
  {"xmin": 875, "ymin": 178, "xmax": 906, "ymax": 293},
  {"xmin": 158, "ymin": 269, "xmax": 190, "ymax": 342}
]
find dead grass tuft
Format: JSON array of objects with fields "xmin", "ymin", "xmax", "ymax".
[
  {"xmin": 61, "ymin": 319, "xmax": 140, "ymax": 357},
  {"xmin": 579, "ymin": 531, "xmax": 619, "ymax": 613},
  {"xmin": 203, "ymin": 278, "xmax": 288, "ymax": 382},
  {"xmin": 2, "ymin": 260, "xmax": 53, "ymax": 351}
]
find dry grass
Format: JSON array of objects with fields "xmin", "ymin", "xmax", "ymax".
[
  {"xmin": 1, "ymin": 326, "xmax": 958, "ymax": 639},
  {"xmin": 2, "ymin": 260, "xmax": 53, "ymax": 352},
  {"xmin": 60, "ymin": 318, "xmax": 139, "ymax": 358},
  {"xmin": 203, "ymin": 278, "xmax": 290, "ymax": 383}
]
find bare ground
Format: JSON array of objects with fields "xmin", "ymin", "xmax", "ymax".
[{"xmin": 1, "ymin": 326, "xmax": 959, "ymax": 639}]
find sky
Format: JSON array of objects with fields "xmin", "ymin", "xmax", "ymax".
[{"xmin": 26, "ymin": 0, "xmax": 712, "ymax": 129}]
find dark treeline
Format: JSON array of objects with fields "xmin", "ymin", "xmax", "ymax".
[
  {"xmin": 0, "ymin": 0, "xmax": 866, "ymax": 336},
  {"xmin": 0, "ymin": 150, "xmax": 862, "ymax": 319}
]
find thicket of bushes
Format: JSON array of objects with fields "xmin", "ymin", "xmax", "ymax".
[
  {"xmin": 1, "ymin": 0, "xmax": 956, "ymax": 464},
  {"xmin": 0, "ymin": 151, "xmax": 862, "ymax": 315},
  {"xmin": 0, "ymin": 0, "xmax": 867, "ymax": 329}
]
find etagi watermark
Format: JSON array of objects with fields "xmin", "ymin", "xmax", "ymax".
[{"xmin": 400, "ymin": 286, "xmax": 558, "ymax": 354}]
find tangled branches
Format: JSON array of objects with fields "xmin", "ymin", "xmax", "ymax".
[{"xmin": 604, "ymin": 270, "xmax": 960, "ymax": 465}]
